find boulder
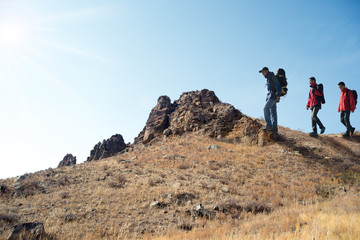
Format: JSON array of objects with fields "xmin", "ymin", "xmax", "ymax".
[
  {"xmin": 87, "ymin": 134, "xmax": 126, "ymax": 161},
  {"xmin": 7, "ymin": 222, "xmax": 45, "ymax": 240},
  {"xmin": 58, "ymin": 154, "xmax": 77, "ymax": 168}
]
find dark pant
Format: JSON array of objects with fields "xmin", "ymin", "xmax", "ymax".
[
  {"xmin": 340, "ymin": 111, "xmax": 353, "ymax": 132},
  {"xmin": 311, "ymin": 107, "xmax": 324, "ymax": 132}
]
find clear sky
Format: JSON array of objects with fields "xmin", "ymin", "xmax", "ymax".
[{"xmin": 1, "ymin": 0, "xmax": 359, "ymax": 179}]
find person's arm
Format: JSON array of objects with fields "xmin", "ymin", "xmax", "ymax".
[
  {"xmin": 307, "ymin": 93, "xmax": 311, "ymax": 110},
  {"xmin": 338, "ymin": 92, "xmax": 343, "ymax": 112}
]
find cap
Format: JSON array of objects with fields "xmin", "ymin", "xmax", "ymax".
[{"xmin": 259, "ymin": 67, "xmax": 269, "ymax": 73}]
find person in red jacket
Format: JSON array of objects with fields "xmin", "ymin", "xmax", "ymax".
[
  {"xmin": 338, "ymin": 82, "xmax": 356, "ymax": 137},
  {"xmin": 306, "ymin": 77, "xmax": 325, "ymax": 136}
]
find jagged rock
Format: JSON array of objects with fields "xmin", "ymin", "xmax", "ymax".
[
  {"xmin": 136, "ymin": 96, "xmax": 175, "ymax": 144},
  {"xmin": 135, "ymin": 89, "xmax": 244, "ymax": 144},
  {"xmin": 169, "ymin": 89, "xmax": 242, "ymax": 138},
  {"xmin": 224, "ymin": 115, "xmax": 266, "ymax": 145},
  {"xmin": 87, "ymin": 134, "xmax": 126, "ymax": 161},
  {"xmin": 7, "ymin": 222, "xmax": 45, "ymax": 240},
  {"xmin": 58, "ymin": 154, "xmax": 77, "ymax": 168}
]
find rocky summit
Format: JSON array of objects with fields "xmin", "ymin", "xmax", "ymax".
[
  {"xmin": 87, "ymin": 134, "xmax": 126, "ymax": 161},
  {"xmin": 135, "ymin": 89, "xmax": 265, "ymax": 145}
]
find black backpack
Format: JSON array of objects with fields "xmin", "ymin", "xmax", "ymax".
[
  {"xmin": 347, "ymin": 89, "xmax": 358, "ymax": 107},
  {"xmin": 316, "ymin": 84, "xmax": 326, "ymax": 104},
  {"xmin": 275, "ymin": 68, "xmax": 288, "ymax": 96}
]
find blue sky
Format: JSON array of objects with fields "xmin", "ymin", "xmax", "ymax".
[{"xmin": 0, "ymin": 0, "xmax": 359, "ymax": 179}]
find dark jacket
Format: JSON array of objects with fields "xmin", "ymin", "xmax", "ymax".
[
  {"xmin": 338, "ymin": 88, "xmax": 356, "ymax": 112},
  {"xmin": 265, "ymin": 71, "xmax": 281, "ymax": 101},
  {"xmin": 307, "ymin": 83, "xmax": 323, "ymax": 109}
]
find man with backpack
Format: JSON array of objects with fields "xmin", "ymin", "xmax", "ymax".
[
  {"xmin": 306, "ymin": 77, "xmax": 326, "ymax": 136},
  {"xmin": 259, "ymin": 67, "xmax": 281, "ymax": 133},
  {"xmin": 338, "ymin": 82, "xmax": 356, "ymax": 137}
]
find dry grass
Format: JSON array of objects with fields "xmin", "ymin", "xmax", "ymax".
[
  {"xmin": 153, "ymin": 193, "xmax": 360, "ymax": 240},
  {"xmin": 0, "ymin": 130, "xmax": 359, "ymax": 239}
]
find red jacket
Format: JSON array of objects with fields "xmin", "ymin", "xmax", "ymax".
[
  {"xmin": 307, "ymin": 83, "xmax": 322, "ymax": 108},
  {"xmin": 338, "ymin": 88, "xmax": 356, "ymax": 112}
]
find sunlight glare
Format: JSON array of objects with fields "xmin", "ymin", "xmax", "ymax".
[{"xmin": 0, "ymin": 22, "xmax": 25, "ymax": 48}]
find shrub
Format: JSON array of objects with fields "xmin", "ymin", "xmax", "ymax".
[{"xmin": 108, "ymin": 174, "xmax": 127, "ymax": 188}]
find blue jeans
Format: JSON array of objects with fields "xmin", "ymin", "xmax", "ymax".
[{"xmin": 264, "ymin": 98, "xmax": 277, "ymax": 131}]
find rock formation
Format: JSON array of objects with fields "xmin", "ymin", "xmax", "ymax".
[
  {"xmin": 87, "ymin": 134, "xmax": 126, "ymax": 161},
  {"xmin": 135, "ymin": 89, "xmax": 265, "ymax": 145},
  {"xmin": 58, "ymin": 154, "xmax": 77, "ymax": 168},
  {"xmin": 86, "ymin": 89, "xmax": 267, "ymax": 162}
]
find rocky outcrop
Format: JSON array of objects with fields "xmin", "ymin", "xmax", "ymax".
[
  {"xmin": 58, "ymin": 154, "xmax": 77, "ymax": 168},
  {"xmin": 135, "ymin": 89, "xmax": 264, "ymax": 145},
  {"xmin": 87, "ymin": 134, "xmax": 126, "ymax": 161}
]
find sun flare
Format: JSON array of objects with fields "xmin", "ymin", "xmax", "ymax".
[
  {"xmin": 0, "ymin": 20, "xmax": 32, "ymax": 52},
  {"xmin": 0, "ymin": 2, "xmax": 41, "ymax": 56}
]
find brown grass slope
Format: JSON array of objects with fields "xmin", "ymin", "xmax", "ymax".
[{"xmin": 1, "ymin": 127, "xmax": 360, "ymax": 239}]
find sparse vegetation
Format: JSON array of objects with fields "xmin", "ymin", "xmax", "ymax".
[{"xmin": 0, "ymin": 129, "xmax": 359, "ymax": 239}]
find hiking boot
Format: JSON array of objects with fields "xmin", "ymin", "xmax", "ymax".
[
  {"xmin": 320, "ymin": 127, "xmax": 326, "ymax": 134},
  {"xmin": 309, "ymin": 131, "xmax": 318, "ymax": 136},
  {"xmin": 350, "ymin": 127, "xmax": 355, "ymax": 136},
  {"xmin": 272, "ymin": 132, "xmax": 280, "ymax": 140},
  {"xmin": 343, "ymin": 131, "xmax": 350, "ymax": 137}
]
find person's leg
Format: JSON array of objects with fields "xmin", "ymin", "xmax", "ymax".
[
  {"xmin": 311, "ymin": 107, "xmax": 324, "ymax": 132},
  {"xmin": 270, "ymin": 102, "xmax": 278, "ymax": 132},
  {"xmin": 264, "ymin": 99, "xmax": 276, "ymax": 130},
  {"xmin": 347, "ymin": 111, "xmax": 356, "ymax": 135},
  {"xmin": 343, "ymin": 111, "xmax": 353, "ymax": 131},
  {"xmin": 311, "ymin": 108, "xmax": 318, "ymax": 133},
  {"xmin": 340, "ymin": 111, "xmax": 346, "ymax": 127},
  {"xmin": 341, "ymin": 111, "xmax": 353, "ymax": 136}
]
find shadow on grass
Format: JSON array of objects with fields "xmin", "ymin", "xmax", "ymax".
[{"xmin": 276, "ymin": 133, "xmax": 360, "ymax": 170}]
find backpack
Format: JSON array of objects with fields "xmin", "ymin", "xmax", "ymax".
[
  {"xmin": 347, "ymin": 89, "xmax": 358, "ymax": 107},
  {"xmin": 316, "ymin": 83, "xmax": 326, "ymax": 104},
  {"xmin": 275, "ymin": 68, "xmax": 288, "ymax": 96}
]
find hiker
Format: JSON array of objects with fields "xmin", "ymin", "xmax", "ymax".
[
  {"xmin": 259, "ymin": 67, "xmax": 281, "ymax": 133},
  {"xmin": 338, "ymin": 82, "xmax": 356, "ymax": 137},
  {"xmin": 306, "ymin": 77, "xmax": 326, "ymax": 136}
]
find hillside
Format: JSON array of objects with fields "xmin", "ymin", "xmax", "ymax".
[{"xmin": 1, "ymin": 90, "xmax": 360, "ymax": 239}]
